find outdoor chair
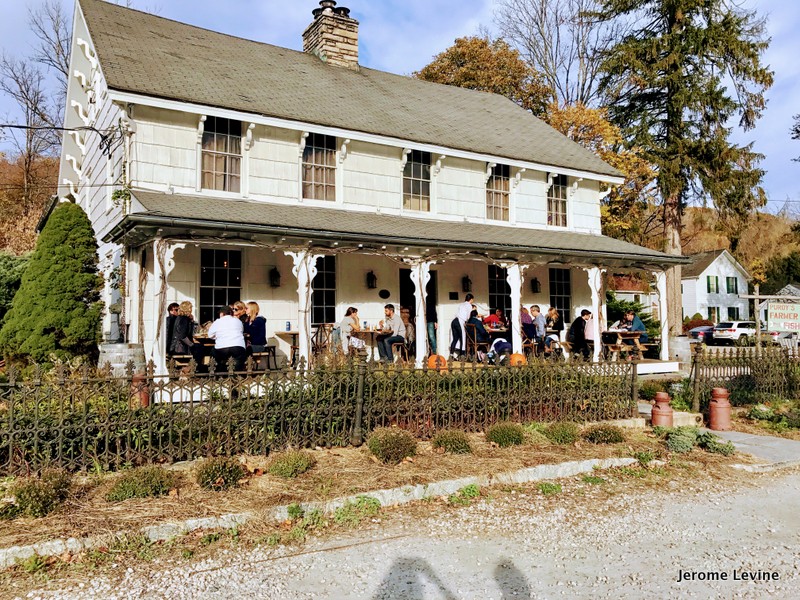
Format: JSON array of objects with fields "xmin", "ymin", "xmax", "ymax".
[
  {"xmin": 521, "ymin": 331, "xmax": 539, "ymax": 357},
  {"xmin": 391, "ymin": 341, "xmax": 410, "ymax": 363},
  {"xmin": 311, "ymin": 324, "xmax": 334, "ymax": 356},
  {"xmin": 251, "ymin": 346, "xmax": 278, "ymax": 370},
  {"xmin": 465, "ymin": 324, "xmax": 490, "ymax": 361}
]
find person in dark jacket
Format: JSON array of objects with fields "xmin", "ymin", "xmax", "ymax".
[
  {"xmin": 567, "ymin": 309, "xmax": 592, "ymax": 360},
  {"xmin": 166, "ymin": 302, "xmax": 179, "ymax": 357},
  {"xmin": 244, "ymin": 301, "xmax": 268, "ymax": 352},
  {"xmin": 170, "ymin": 301, "xmax": 204, "ymax": 366},
  {"xmin": 467, "ymin": 310, "xmax": 490, "ymax": 343}
]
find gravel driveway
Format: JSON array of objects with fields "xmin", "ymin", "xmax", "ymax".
[{"xmin": 22, "ymin": 469, "xmax": 800, "ymax": 599}]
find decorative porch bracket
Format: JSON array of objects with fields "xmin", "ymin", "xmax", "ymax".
[
  {"xmin": 409, "ymin": 260, "xmax": 434, "ymax": 367},
  {"xmin": 287, "ymin": 250, "xmax": 322, "ymax": 366},
  {"xmin": 152, "ymin": 240, "xmax": 186, "ymax": 375},
  {"xmin": 501, "ymin": 263, "xmax": 525, "ymax": 354},
  {"xmin": 653, "ymin": 270, "xmax": 669, "ymax": 361},
  {"xmin": 584, "ymin": 266, "xmax": 606, "ymax": 362}
]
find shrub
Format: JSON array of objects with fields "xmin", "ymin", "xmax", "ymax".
[
  {"xmin": 638, "ymin": 380, "xmax": 665, "ymax": 401},
  {"xmin": 367, "ymin": 428, "xmax": 417, "ymax": 464},
  {"xmin": 11, "ymin": 469, "xmax": 71, "ymax": 518},
  {"xmin": 665, "ymin": 427, "xmax": 699, "ymax": 454},
  {"xmin": 0, "ymin": 251, "xmax": 28, "ymax": 323},
  {"xmin": 195, "ymin": 457, "xmax": 245, "ymax": 491},
  {"xmin": 0, "ymin": 203, "xmax": 103, "ymax": 364},
  {"xmin": 543, "ymin": 422, "xmax": 580, "ymax": 445},
  {"xmin": 747, "ymin": 404, "xmax": 775, "ymax": 421},
  {"xmin": 432, "ymin": 430, "xmax": 472, "ymax": 454},
  {"xmin": 634, "ymin": 450, "xmax": 655, "ymax": 466},
  {"xmin": 485, "ymin": 422, "xmax": 525, "ymax": 447},
  {"xmin": 583, "ymin": 424, "xmax": 625, "ymax": 444},
  {"xmin": 268, "ymin": 450, "xmax": 317, "ymax": 478},
  {"xmin": 105, "ymin": 466, "xmax": 179, "ymax": 502},
  {"xmin": 333, "ymin": 496, "xmax": 381, "ymax": 527},
  {"xmin": 696, "ymin": 432, "xmax": 736, "ymax": 456},
  {"xmin": 785, "ymin": 410, "xmax": 800, "ymax": 429}
]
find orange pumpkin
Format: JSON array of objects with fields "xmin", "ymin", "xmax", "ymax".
[
  {"xmin": 427, "ymin": 354, "xmax": 448, "ymax": 371},
  {"xmin": 509, "ymin": 353, "xmax": 527, "ymax": 367}
]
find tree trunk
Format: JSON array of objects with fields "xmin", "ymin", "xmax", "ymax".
[{"xmin": 664, "ymin": 192, "xmax": 683, "ymax": 336}]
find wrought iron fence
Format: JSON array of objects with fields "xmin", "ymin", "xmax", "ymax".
[
  {"xmin": 0, "ymin": 356, "xmax": 636, "ymax": 475},
  {"xmin": 691, "ymin": 346, "xmax": 800, "ymax": 410}
]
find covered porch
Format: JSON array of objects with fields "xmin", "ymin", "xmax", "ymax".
[{"xmin": 107, "ymin": 191, "xmax": 686, "ymax": 373}]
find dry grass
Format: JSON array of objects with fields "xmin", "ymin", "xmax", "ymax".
[
  {"xmin": 730, "ymin": 409, "xmax": 800, "ymax": 441},
  {"xmin": 0, "ymin": 430, "xmax": 760, "ymax": 550}
]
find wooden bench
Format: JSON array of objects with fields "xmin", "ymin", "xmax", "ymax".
[{"xmin": 251, "ymin": 346, "xmax": 278, "ymax": 370}]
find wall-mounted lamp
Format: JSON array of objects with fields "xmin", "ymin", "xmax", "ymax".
[
  {"xmin": 269, "ymin": 267, "xmax": 281, "ymax": 288},
  {"xmin": 366, "ymin": 270, "xmax": 378, "ymax": 289},
  {"xmin": 530, "ymin": 277, "xmax": 541, "ymax": 294},
  {"xmin": 462, "ymin": 275, "xmax": 472, "ymax": 293}
]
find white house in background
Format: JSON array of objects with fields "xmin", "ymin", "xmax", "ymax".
[
  {"xmin": 609, "ymin": 274, "xmax": 660, "ymax": 320},
  {"xmin": 56, "ymin": 0, "xmax": 685, "ymax": 372},
  {"xmin": 681, "ymin": 250, "xmax": 750, "ymax": 322}
]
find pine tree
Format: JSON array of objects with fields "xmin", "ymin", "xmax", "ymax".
[
  {"xmin": 596, "ymin": 0, "xmax": 773, "ymax": 335},
  {"xmin": 0, "ymin": 202, "xmax": 103, "ymax": 364}
]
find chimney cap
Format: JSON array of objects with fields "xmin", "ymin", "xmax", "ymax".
[{"xmin": 312, "ymin": 1, "xmax": 352, "ymax": 19}]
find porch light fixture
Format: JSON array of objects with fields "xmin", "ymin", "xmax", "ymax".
[
  {"xmin": 366, "ymin": 271, "xmax": 378, "ymax": 289},
  {"xmin": 462, "ymin": 275, "xmax": 472, "ymax": 293},
  {"xmin": 530, "ymin": 277, "xmax": 541, "ymax": 294},
  {"xmin": 269, "ymin": 267, "xmax": 281, "ymax": 288}
]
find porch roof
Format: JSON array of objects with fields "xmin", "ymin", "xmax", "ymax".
[{"xmin": 110, "ymin": 190, "xmax": 688, "ymax": 268}]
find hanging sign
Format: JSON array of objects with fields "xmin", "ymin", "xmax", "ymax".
[{"xmin": 767, "ymin": 301, "xmax": 800, "ymax": 332}]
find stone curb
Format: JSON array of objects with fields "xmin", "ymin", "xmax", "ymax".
[
  {"xmin": 0, "ymin": 457, "xmax": 636, "ymax": 569},
  {"xmin": 731, "ymin": 459, "xmax": 800, "ymax": 473}
]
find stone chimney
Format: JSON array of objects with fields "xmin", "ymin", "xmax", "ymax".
[{"xmin": 302, "ymin": 1, "xmax": 359, "ymax": 70}]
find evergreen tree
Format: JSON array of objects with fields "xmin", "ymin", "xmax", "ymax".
[
  {"xmin": 0, "ymin": 252, "xmax": 29, "ymax": 324},
  {"xmin": 0, "ymin": 202, "xmax": 103, "ymax": 364},
  {"xmin": 596, "ymin": 0, "xmax": 773, "ymax": 335}
]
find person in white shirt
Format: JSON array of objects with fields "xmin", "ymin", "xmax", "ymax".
[
  {"xmin": 450, "ymin": 293, "xmax": 475, "ymax": 357},
  {"xmin": 208, "ymin": 305, "xmax": 246, "ymax": 371}
]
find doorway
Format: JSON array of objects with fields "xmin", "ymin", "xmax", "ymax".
[{"xmin": 399, "ymin": 269, "xmax": 438, "ymax": 321}]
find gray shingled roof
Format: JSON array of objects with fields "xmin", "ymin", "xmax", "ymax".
[
  {"xmin": 681, "ymin": 250, "xmax": 743, "ymax": 278},
  {"xmin": 79, "ymin": 0, "xmax": 620, "ymax": 179},
  {"xmin": 119, "ymin": 190, "xmax": 686, "ymax": 266}
]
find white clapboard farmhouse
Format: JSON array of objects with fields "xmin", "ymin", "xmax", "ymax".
[
  {"xmin": 57, "ymin": 0, "xmax": 683, "ymax": 371},
  {"xmin": 681, "ymin": 250, "xmax": 750, "ymax": 322}
]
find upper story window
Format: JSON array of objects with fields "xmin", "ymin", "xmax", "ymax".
[
  {"xmin": 486, "ymin": 164, "xmax": 510, "ymax": 221},
  {"xmin": 302, "ymin": 133, "xmax": 336, "ymax": 201},
  {"xmin": 707, "ymin": 276, "xmax": 719, "ymax": 294},
  {"xmin": 403, "ymin": 150, "xmax": 431, "ymax": 211},
  {"xmin": 548, "ymin": 174, "xmax": 568, "ymax": 227},
  {"xmin": 726, "ymin": 276, "xmax": 738, "ymax": 294},
  {"xmin": 201, "ymin": 117, "xmax": 241, "ymax": 193}
]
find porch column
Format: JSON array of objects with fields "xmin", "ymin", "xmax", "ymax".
[
  {"xmin": 653, "ymin": 270, "xmax": 670, "ymax": 360},
  {"xmin": 505, "ymin": 264, "xmax": 524, "ymax": 354},
  {"xmin": 151, "ymin": 240, "xmax": 185, "ymax": 375},
  {"xmin": 126, "ymin": 246, "xmax": 142, "ymax": 344},
  {"xmin": 409, "ymin": 260, "xmax": 434, "ymax": 368},
  {"xmin": 585, "ymin": 266, "xmax": 605, "ymax": 362},
  {"xmin": 286, "ymin": 250, "xmax": 322, "ymax": 366}
]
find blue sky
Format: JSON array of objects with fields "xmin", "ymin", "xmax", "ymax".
[{"xmin": 2, "ymin": 0, "xmax": 799, "ymax": 212}]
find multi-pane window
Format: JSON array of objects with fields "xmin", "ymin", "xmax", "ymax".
[
  {"xmin": 726, "ymin": 277, "xmax": 738, "ymax": 294},
  {"xmin": 708, "ymin": 306, "xmax": 719, "ymax": 322},
  {"xmin": 199, "ymin": 249, "xmax": 242, "ymax": 324},
  {"xmin": 728, "ymin": 306, "xmax": 740, "ymax": 320},
  {"xmin": 707, "ymin": 276, "xmax": 719, "ymax": 294},
  {"xmin": 302, "ymin": 133, "xmax": 337, "ymax": 201},
  {"xmin": 403, "ymin": 150, "xmax": 431, "ymax": 211},
  {"xmin": 486, "ymin": 164, "xmax": 510, "ymax": 221},
  {"xmin": 549, "ymin": 268, "xmax": 572, "ymax": 325},
  {"xmin": 488, "ymin": 265, "xmax": 511, "ymax": 318},
  {"xmin": 547, "ymin": 174, "xmax": 568, "ymax": 227},
  {"xmin": 311, "ymin": 255, "xmax": 336, "ymax": 325},
  {"xmin": 201, "ymin": 117, "xmax": 241, "ymax": 192}
]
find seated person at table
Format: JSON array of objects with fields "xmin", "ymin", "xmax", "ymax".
[
  {"xmin": 468, "ymin": 310, "xmax": 491, "ymax": 344},
  {"xmin": 208, "ymin": 305, "xmax": 246, "ymax": 371},
  {"xmin": 567, "ymin": 309, "xmax": 592, "ymax": 360},
  {"xmin": 334, "ymin": 306, "xmax": 365, "ymax": 354},
  {"xmin": 483, "ymin": 308, "xmax": 507, "ymax": 329},
  {"xmin": 244, "ymin": 301, "xmax": 268, "ymax": 353},
  {"xmin": 621, "ymin": 310, "xmax": 648, "ymax": 345},
  {"xmin": 544, "ymin": 306, "xmax": 564, "ymax": 352},
  {"xmin": 376, "ymin": 304, "xmax": 405, "ymax": 362},
  {"xmin": 169, "ymin": 301, "xmax": 205, "ymax": 367},
  {"xmin": 520, "ymin": 307, "xmax": 537, "ymax": 341},
  {"xmin": 531, "ymin": 305, "xmax": 546, "ymax": 343}
]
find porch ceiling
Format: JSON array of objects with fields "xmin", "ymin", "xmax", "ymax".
[{"xmin": 109, "ymin": 190, "xmax": 688, "ymax": 269}]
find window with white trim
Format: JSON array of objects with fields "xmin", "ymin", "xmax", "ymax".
[
  {"xmin": 302, "ymin": 133, "xmax": 337, "ymax": 201},
  {"xmin": 403, "ymin": 150, "xmax": 431, "ymax": 211},
  {"xmin": 311, "ymin": 255, "xmax": 336, "ymax": 325},
  {"xmin": 549, "ymin": 268, "xmax": 572, "ymax": 324},
  {"xmin": 726, "ymin": 276, "xmax": 738, "ymax": 294},
  {"xmin": 199, "ymin": 249, "xmax": 242, "ymax": 324},
  {"xmin": 707, "ymin": 276, "xmax": 719, "ymax": 294},
  {"xmin": 201, "ymin": 117, "xmax": 241, "ymax": 192},
  {"xmin": 708, "ymin": 306, "xmax": 719, "ymax": 322},
  {"xmin": 727, "ymin": 306, "xmax": 740, "ymax": 320},
  {"xmin": 486, "ymin": 164, "xmax": 510, "ymax": 221},
  {"xmin": 488, "ymin": 265, "xmax": 511, "ymax": 316},
  {"xmin": 548, "ymin": 174, "xmax": 567, "ymax": 227}
]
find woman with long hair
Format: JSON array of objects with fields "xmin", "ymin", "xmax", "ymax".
[
  {"xmin": 545, "ymin": 306, "xmax": 564, "ymax": 352},
  {"xmin": 244, "ymin": 301, "xmax": 268, "ymax": 353},
  {"xmin": 336, "ymin": 306, "xmax": 365, "ymax": 354},
  {"xmin": 170, "ymin": 300, "xmax": 204, "ymax": 366}
]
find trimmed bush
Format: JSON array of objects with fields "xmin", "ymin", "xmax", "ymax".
[
  {"xmin": 432, "ymin": 430, "xmax": 472, "ymax": 454},
  {"xmin": 11, "ymin": 469, "xmax": 71, "ymax": 518},
  {"xmin": 367, "ymin": 428, "xmax": 417, "ymax": 464},
  {"xmin": 485, "ymin": 422, "xmax": 525, "ymax": 447},
  {"xmin": 195, "ymin": 457, "xmax": 245, "ymax": 491},
  {"xmin": 638, "ymin": 380, "xmax": 665, "ymax": 402},
  {"xmin": 0, "ymin": 203, "xmax": 103, "ymax": 364},
  {"xmin": 543, "ymin": 422, "xmax": 581, "ymax": 445},
  {"xmin": 665, "ymin": 427, "xmax": 699, "ymax": 454},
  {"xmin": 583, "ymin": 424, "xmax": 625, "ymax": 444},
  {"xmin": 268, "ymin": 450, "xmax": 317, "ymax": 478},
  {"xmin": 696, "ymin": 432, "xmax": 736, "ymax": 456},
  {"xmin": 105, "ymin": 466, "xmax": 179, "ymax": 502},
  {"xmin": 747, "ymin": 404, "xmax": 775, "ymax": 421},
  {"xmin": 0, "ymin": 251, "xmax": 28, "ymax": 323}
]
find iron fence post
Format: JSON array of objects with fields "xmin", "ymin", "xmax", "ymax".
[
  {"xmin": 631, "ymin": 361, "xmax": 639, "ymax": 410},
  {"xmin": 351, "ymin": 351, "xmax": 367, "ymax": 446},
  {"xmin": 691, "ymin": 347, "xmax": 701, "ymax": 413}
]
